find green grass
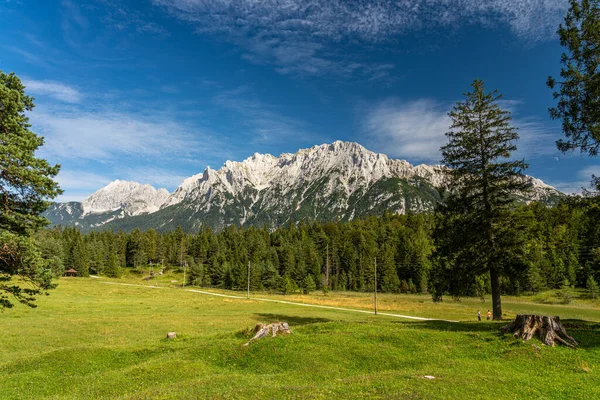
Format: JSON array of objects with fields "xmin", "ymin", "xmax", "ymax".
[{"xmin": 1, "ymin": 277, "xmax": 599, "ymax": 399}]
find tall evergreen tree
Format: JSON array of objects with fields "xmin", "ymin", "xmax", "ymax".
[
  {"xmin": 435, "ymin": 79, "xmax": 529, "ymax": 320},
  {"xmin": 547, "ymin": 0, "xmax": 600, "ymax": 190},
  {"xmin": 0, "ymin": 71, "xmax": 62, "ymax": 309}
]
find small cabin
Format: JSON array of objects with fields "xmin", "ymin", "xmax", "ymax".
[{"xmin": 64, "ymin": 268, "xmax": 78, "ymax": 277}]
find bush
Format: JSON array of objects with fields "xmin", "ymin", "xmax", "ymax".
[
  {"xmin": 302, "ymin": 275, "xmax": 317, "ymax": 294},
  {"xmin": 557, "ymin": 280, "xmax": 575, "ymax": 305},
  {"xmin": 281, "ymin": 276, "xmax": 298, "ymax": 295}
]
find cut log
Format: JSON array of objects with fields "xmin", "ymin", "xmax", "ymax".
[
  {"xmin": 500, "ymin": 315, "xmax": 577, "ymax": 348},
  {"xmin": 243, "ymin": 322, "xmax": 291, "ymax": 346}
]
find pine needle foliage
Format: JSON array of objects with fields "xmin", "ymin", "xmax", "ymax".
[{"xmin": 434, "ymin": 79, "xmax": 529, "ymax": 320}]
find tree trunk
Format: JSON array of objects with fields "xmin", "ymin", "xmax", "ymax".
[
  {"xmin": 501, "ymin": 315, "xmax": 577, "ymax": 348},
  {"xmin": 490, "ymin": 267, "xmax": 502, "ymax": 320},
  {"xmin": 243, "ymin": 322, "xmax": 291, "ymax": 346}
]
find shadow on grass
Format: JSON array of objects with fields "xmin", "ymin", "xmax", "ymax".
[
  {"xmin": 395, "ymin": 319, "xmax": 600, "ymax": 349},
  {"xmin": 253, "ymin": 313, "xmax": 332, "ymax": 326}
]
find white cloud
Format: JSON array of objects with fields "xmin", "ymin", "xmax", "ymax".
[
  {"xmin": 362, "ymin": 98, "xmax": 562, "ymax": 164},
  {"xmin": 548, "ymin": 165, "xmax": 600, "ymax": 194},
  {"xmin": 363, "ymin": 98, "xmax": 450, "ymax": 162},
  {"xmin": 153, "ymin": 0, "xmax": 568, "ymax": 42},
  {"xmin": 153, "ymin": 0, "xmax": 568, "ymax": 78},
  {"xmin": 23, "ymin": 79, "xmax": 82, "ymax": 103},
  {"xmin": 512, "ymin": 118, "xmax": 562, "ymax": 159},
  {"xmin": 30, "ymin": 109, "xmax": 205, "ymax": 161},
  {"xmin": 56, "ymin": 170, "xmax": 112, "ymax": 191},
  {"xmin": 53, "ymin": 170, "xmax": 112, "ymax": 202}
]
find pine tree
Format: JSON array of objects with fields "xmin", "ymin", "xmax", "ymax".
[
  {"xmin": 302, "ymin": 274, "xmax": 317, "ymax": 294},
  {"xmin": 547, "ymin": 0, "xmax": 600, "ymax": 190},
  {"xmin": 186, "ymin": 257, "xmax": 203, "ymax": 286},
  {"xmin": 105, "ymin": 253, "xmax": 122, "ymax": 278},
  {"xmin": 0, "ymin": 71, "xmax": 62, "ymax": 308},
  {"xmin": 436, "ymin": 79, "xmax": 529, "ymax": 320},
  {"xmin": 379, "ymin": 243, "xmax": 400, "ymax": 293}
]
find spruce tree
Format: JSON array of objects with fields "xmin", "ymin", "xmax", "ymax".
[
  {"xmin": 547, "ymin": 0, "xmax": 600, "ymax": 190},
  {"xmin": 436, "ymin": 79, "xmax": 529, "ymax": 320},
  {"xmin": 0, "ymin": 71, "xmax": 62, "ymax": 309}
]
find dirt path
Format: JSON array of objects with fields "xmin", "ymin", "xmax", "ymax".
[{"xmin": 101, "ymin": 281, "xmax": 456, "ymax": 322}]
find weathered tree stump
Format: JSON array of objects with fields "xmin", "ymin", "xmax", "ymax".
[
  {"xmin": 243, "ymin": 322, "xmax": 291, "ymax": 346},
  {"xmin": 500, "ymin": 315, "xmax": 577, "ymax": 348},
  {"xmin": 166, "ymin": 332, "xmax": 177, "ymax": 339}
]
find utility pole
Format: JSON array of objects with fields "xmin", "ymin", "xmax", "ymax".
[
  {"xmin": 247, "ymin": 260, "xmax": 251, "ymax": 299},
  {"xmin": 374, "ymin": 256, "xmax": 378, "ymax": 315}
]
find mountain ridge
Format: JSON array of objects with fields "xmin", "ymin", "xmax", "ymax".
[{"xmin": 44, "ymin": 141, "xmax": 563, "ymax": 232}]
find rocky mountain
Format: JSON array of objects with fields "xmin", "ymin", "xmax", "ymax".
[
  {"xmin": 43, "ymin": 141, "xmax": 563, "ymax": 232},
  {"xmin": 44, "ymin": 180, "xmax": 170, "ymax": 230}
]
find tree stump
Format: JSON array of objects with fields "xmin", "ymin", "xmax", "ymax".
[
  {"xmin": 166, "ymin": 332, "xmax": 177, "ymax": 339},
  {"xmin": 243, "ymin": 322, "xmax": 291, "ymax": 346},
  {"xmin": 500, "ymin": 315, "xmax": 577, "ymax": 348}
]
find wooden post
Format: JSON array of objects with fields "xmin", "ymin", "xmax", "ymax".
[
  {"xmin": 374, "ymin": 256, "xmax": 378, "ymax": 315},
  {"xmin": 247, "ymin": 261, "xmax": 251, "ymax": 299},
  {"xmin": 182, "ymin": 261, "xmax": 187, "ymax": 288}
]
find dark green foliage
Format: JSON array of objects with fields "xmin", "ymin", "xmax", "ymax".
[
  {"xmin": 0, "ymin": 71, "xmax": 62, "ymax": 309},
  {"xmin": 548, "ymin": 0, "xmax": 600, "ymax": 156},
  {"xmin": 33, "ymin": 196, "xmax": 600, "ymax": 297},
  {"xmin": 302, "ymin": 274, "xmax": 317, "ymax": 294},
  {"xmin": 557, "ymin": 279, "xmax": 576, "ymax": 304},
  {"xmin": 434, "ymin": 80, "xmax": 529, "ymax": 320},
  {"xmin": 105, "ymin": 254, "xmax": 122, "ymax": 278},
  {"xmin": 281, "ymin": 275, "xmax": 298, "ymax": 294},
  {"xmin": 187, "ymin": 258, "xmax": 204, "ymax": 286},
  {"xmin": 548, "ymin": 0, "xmax": 600, "ymax": 190}
]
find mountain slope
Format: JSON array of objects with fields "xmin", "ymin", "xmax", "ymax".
[
  {"xmin": 44, "ymin": 180, "xmax": 170, "ymax": 230},
  {"xmin": 43, "ymin": 141, "xmax": 564, "ymax": 232}
]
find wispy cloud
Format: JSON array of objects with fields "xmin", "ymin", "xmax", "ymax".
[
  {"xmin": 3, "ymin": 46, "xmax": 48, "ymax": 66},
  {"xmin": 240, "ymin": 36, "xmax": 395, "ymax": 80},
  {"xmin": 213, "ymin": 86, "xmax": 316, "ymax": 145},
  {"xmin": 549, "ymin": 165, "xmax": 600, "ymax": 194},
  {"xmin": 54, "ymin": 170, "xmax": 113, "ymax": 202},
  {"xmin": 153, "ymin": 0, "xmax": 568, "ymax": 77},
  {"xmin": 362, "ymin": 97, "xmax": 561, "ymax": 164},
  {"xmin": 56, "ymin": 170, "xmax": 112, "ymax": 191},
  {"xmin": 31, "ymin": 108, "xmax": 205, "ymax": 161},
  {"xmin": 23, "ymin": 79, "xmax": 82, "ymax": 103},
  {"xmin": 363, "ymin": 98, "xmax": 450, "ymax": 163},
  {"xmin": 153, "ymin": 0, "xmax": 568, "ymax": 42}
]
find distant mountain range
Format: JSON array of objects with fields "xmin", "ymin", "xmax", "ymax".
[{"xmin": 44, "ymin": 141, "xmax": 564, "ymax": 232}]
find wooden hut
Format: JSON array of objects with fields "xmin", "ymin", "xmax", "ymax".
[{"xmin": 64, "ymin": 268, "xmax": 78, "ymax": 277}]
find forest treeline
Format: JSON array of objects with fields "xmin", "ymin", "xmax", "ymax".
[{"xmin": 36, "ymin": 197, "xmax": 600, "ymax": 297}]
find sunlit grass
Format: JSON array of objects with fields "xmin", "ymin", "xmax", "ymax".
[{"xmin": 1, "ymin": 276, "xmax": 598, "ymax": 399}]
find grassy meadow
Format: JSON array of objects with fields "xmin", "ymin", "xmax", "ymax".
[{"xmin": 1, "ymin": 274, "xmax": 599, "ymax": 399}]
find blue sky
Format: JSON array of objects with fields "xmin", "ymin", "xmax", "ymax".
[{"xmin": 1, "ymin": 0, "xmax": 598, "ymax": 201}]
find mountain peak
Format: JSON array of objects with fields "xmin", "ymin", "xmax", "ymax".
[
  {"xmin": 45, "ymin": 141, "xmax": 564, "ymax": 232},
  {"xmin": 81, "ymin": 180, "xmax": 169, "ymax": 216}
]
